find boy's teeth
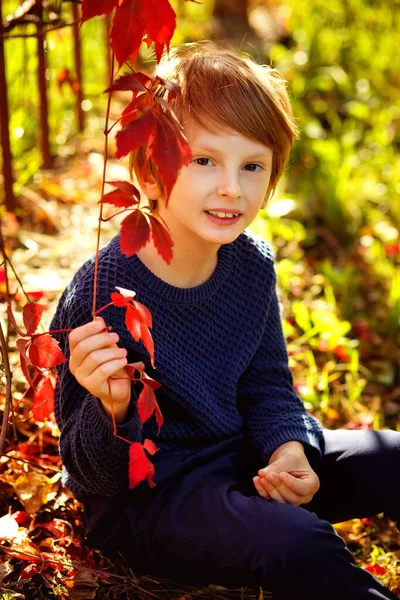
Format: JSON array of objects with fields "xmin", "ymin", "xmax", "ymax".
[{"xmin": 208, "ymin": 210, "xmax": 239, "ymax": 218}]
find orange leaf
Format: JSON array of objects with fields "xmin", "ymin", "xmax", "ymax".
[
  {"xmin": 120, "ymin": 209, "xmax": 151, "ymax": 257},
  {"xmin": 128, "ymin": 441, "xmax": 157, "ymax": 488},
  {"xmin": 29, "ymin": 335, "xmax": 67, "ymax": 369},
  {"xmin": 23, "ymin": 302, "xmax": 46, "ymax": 335}
]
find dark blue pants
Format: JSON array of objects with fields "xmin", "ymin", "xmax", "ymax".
[{"xmin": 84, "ymin": 429, "xmax": 400, "ymax": 599}]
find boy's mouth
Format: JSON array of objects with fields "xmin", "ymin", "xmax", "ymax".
[
  {"xmin": 205, "ymin": 210, "xmax": 242, "ymax": 225},
  {"xmin": 206, "ymin": 210, "xmax": 241, "ymax": 219}
]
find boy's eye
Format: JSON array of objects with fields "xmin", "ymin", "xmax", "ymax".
[
  {"xmin": 244, "ymin": 163, "xmax": 262, "ymax": 172},
  {"xmin": 194, "ymin": 157, "xmax": 212, "ymax": 166}
]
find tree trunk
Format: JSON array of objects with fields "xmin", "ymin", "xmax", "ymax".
[{"xmin": 212, "ymin": 0, "xmax": 262, "ymax": 51}]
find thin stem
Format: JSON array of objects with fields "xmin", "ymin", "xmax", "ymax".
[
  {"xmin": 31, "ymin": 328, "xmax": 73, "ymax": 340},
  {"xmin": 0, "ymin": 319, "xmax": 13, "ymax": 457},
  {"xmin": 92, "ymin": 53, "xmax": 115, "ymax": 317}
]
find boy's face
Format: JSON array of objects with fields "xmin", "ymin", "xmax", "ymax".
[{"xmin": 151, "ymin": 118, "xmax": 273, "ymax": 252}]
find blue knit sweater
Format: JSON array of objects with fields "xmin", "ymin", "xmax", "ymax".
[{"xmin": 50, "ymin": 230, "xmax": 324, "ymax": 498}]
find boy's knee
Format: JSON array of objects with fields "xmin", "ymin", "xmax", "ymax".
[{"xmin": 249, "ymin": 504, "xmax": 347, "ymax": 585}]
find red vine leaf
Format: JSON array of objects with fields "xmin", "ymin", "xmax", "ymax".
[
  {"xmin": 111, "ymin": 287, "xmax": 136, "ymax": 306},
  {"xmin": 7, "ymin": 303, "xmax": 26, "ymax": 337},
  {"xmin": 120, "ymin": 209, "xmax": 151, "ymax": 256},
  {"xmin": 29, "ymin": 335, "xmax": 67, "ymax": 369},
  {"xmin": 128, "ymin": 440, "xmax": 158, "ymax": 488},
  {"xmin": 16, "ymin": 338, "xmax": 34, "ymax": 386},
  {"xmin": 110, "ymin": 0, "xmax": 144, "ymax": 66},
  {"xmin": 125, "ymin": 304, "xmax": 142, "ymax": 341},
  {"xmin": 23, "ymin": 302, "xmax": 46, "ymax": 335},
  {"xmin": 100, "ymin": 180, "xmax": 141, "ymax": 208},
  {"xmin": 148, "ymin": 215, "xmax": 173, "ymax": 264},
  {"xmin": 151, "ymin": 109, "xmax": 192, "ymax": 200},
  {"xmin": 115, "ymin": 106, "xmax": 156, "ymax": 159},
  {"xmin": 137, "ymin": 375, "xmax": 162, "ymax": 428},
  {"xmin": 141, "ymin": 0, "xmax": 176, "ymax": 63},
  {"xmin": 81, "ymin": 0, "xmax": 117, "ymax": 23},
  {"xmin": 106, "ymin": 73, "xmax": 150, "ymax": 96},
  {"xmin": 110, "ymin": 289, "xmax": 155, "ymax": 364},
  {"xmin": 32, "ymin": 372, "xmax": 56, "ymax": 424}
]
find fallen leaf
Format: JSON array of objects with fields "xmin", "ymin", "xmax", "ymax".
[{"xmin": 65, "ymin": 568, "xmax": 99, "ymax": 600}]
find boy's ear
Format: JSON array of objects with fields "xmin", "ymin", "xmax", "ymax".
[{"xmin": 135, "ymin": 171, "xmax": 161, "ymax": 200}]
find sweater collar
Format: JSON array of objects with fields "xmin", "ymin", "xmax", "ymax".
[{"xmin": 114, "ymin": 236, "xmax": 235, "ymax": 303}]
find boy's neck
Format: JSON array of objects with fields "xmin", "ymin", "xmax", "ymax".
[{"xmin": 137, "ymin": 238, "xmax": 219, "ymax": 289}]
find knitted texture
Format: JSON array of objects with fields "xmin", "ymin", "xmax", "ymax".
[{"xmin": 50, "ymin": 230, "xmax": 324, "ymax": 497}]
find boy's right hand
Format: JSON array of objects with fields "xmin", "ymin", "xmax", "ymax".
[{"xmin": 68, "ymin": 317, "xmax": 131, "ymax": 421}]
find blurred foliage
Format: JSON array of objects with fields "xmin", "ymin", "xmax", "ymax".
[{"xmin": 2, "ymin": 0, "xmax": 109, "ymax": 194}]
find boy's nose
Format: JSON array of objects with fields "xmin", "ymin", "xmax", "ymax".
[{"xmin": 216, "ymin": 172, "xmax": 242, "ymax": 200}]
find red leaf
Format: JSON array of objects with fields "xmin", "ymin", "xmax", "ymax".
[
  {"xmin": 19, "ymin": 564, "xmax": 41, "ymax": 581},
  {"xmin": 125, "ymin": 304, "xmax": 142, "ymax": 341},
  {"xmin": 141, "ymin": 0, "xmax": 176, "ymax": 63},
  {"xmin": 143, "ymin": 438, "xmax": 158, "ymax": 455},
  {"xmin": 148, "ymin": 214, "xmax": 174, "ymax": 264},
  {"xmin": 116, "ymin": 106, "xmax": 156, "ymax": 159},
  {"xmin": 140, "ymin": 322, "xmax": 155, "ymax": 367},
  {"xmin": 100, "ymin": 180, "xmax": 140, "ymax": 208},
  {"xmin": 137, "ymin": 380, "xmax": 163, "ymax": 429},
  {"xmin": 128, "ymin": 440, "xmax": 158, "ymax": 488},
  {"xmin": 16, "ymin": 338, "xmax": 35, "ymax": 386},
  {"xmin": 7, "ymin": 302, "xmax": 26, "ymax": 337},
  {"xmin": 32, "ymin": 372, "xmax": 56, "ymax": 423},
  {"xmin": 151, "ymin": 110, "xmax": 192, "ymax": 200},
  {"xmin": 81, "ymin": 0, "xmax": 117, "ymax": 22},
  {"xmin": 23, "ymin": 302, "xmax": 46, "ymax": 335},
  {"xmin": 110, "ymin": 0, "xmax": 144, "ymax": 66},
  {"xmin": 365, "ymin": 564, "xmax": 386, "ymax": 575},
  {"xmin": 28, "ymin": 335, "xmax": 67, "ymax": 369},
  {"xmin": 115, "ymin": 286, "xmax": 136, "ymax": 300},
  {"xmin": 106, "ymin": 73, "xmax": 149, "ymax": 95},
  {"xmin": 120, "ymin": 209, "xmax": 151, "ymax": 256},
  {"xmin": 133, "ymin": 299, "xmax": 152, "ymax": 329},
  {"xmin": 125, "ymin": 361, "xmax": 146, "ymax": 379}
]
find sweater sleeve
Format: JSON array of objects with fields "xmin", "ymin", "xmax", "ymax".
[
  {"xmin": 237, "ymin": 272, "xmax": 324, "ymax": 465},
  {"xmin": 50, "ymin": 278, "xmax": 142, "ymax": 497}
]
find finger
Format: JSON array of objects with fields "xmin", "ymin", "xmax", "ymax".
[
  {"xmin": 77, "ymin": 346, "xmax": 127, "ymax": 380},
  {"xmin": 68, "ymin": 318, "xmax": 106, "ymax": 352},
  {"xmin": 279, "ymin": 472, "xmax": 319, "ymax": 497},
  {"xmin": 69, "ymin": 330, "xmax": 121, "ymax": 372},
  {"xmin": 253, "ymin": 476, "xmax": 271, "ymax": 500},
  {"xmin": 84, "ymin": 356, "xmax": 129, "ymax": 393},
  {"xmin": 258, "ymin": 473, "xmax": 287, "ymax": 503}
]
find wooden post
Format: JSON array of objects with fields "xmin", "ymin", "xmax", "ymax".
[
  {"xmin": 72, "ymin": 1, "xmax": 84, "ymax": 132},
  {"xmin": 36, "ymin": 0, "xmax": 51, "ymax": 168},
  {"xmin": 0, "ymin": 0, "xmax": 16, "ymax": 212}
]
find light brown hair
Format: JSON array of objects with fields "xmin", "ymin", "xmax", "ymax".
[{"xmin": 129, "ymin": 41, "xmax": 299, "ymax": 206}]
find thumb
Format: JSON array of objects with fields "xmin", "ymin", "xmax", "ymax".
[{"xmin": 258, "ymin": 463, "xmax": 280, "ymax": 477}]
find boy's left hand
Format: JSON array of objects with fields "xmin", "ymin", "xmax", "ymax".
[{"xmin": 253, "ymin": 441, "xmax": 320, "ymax": 506}]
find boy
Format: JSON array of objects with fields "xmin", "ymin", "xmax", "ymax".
[{"xmin": 50, "ymin": 42, "xmax": 400, "ymax": 599}]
